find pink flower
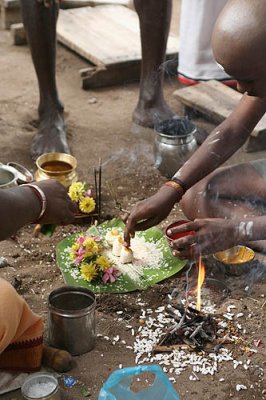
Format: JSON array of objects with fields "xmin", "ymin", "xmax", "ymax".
[
  {"xmin": 84, "ymin": 189, "xmax": 92, "ymax": 197},
  {"xmin": 92, "ymin": 235, "xmax": 102, "ymax": 242},
  {"xmin": 102, "ymin": 267, "xmax": 120, "ymax": 284},
  {"xmin": 77, "ymin": 236, "xmax": 86, "ymax": 245},
  {"xmin": 77, "ymin": 234, "xmax": 101, "ymax": 243},
  {"xmin": 73, "ymin": 247, "xmax": 86, "ymax": 264}
]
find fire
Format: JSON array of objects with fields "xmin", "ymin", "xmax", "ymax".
[{"xmin": 196, "ymin": 256, "xmax": 206, "ymax": 311}]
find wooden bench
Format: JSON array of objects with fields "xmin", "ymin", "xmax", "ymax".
[
  {"xmin": 0, "ymin": 0, "xmax": 21, "ymax": 29},
  {"xmin": 57, "ymin": 5, "xmax": 178, "ymax": 88},
  {"xmin": 173, "ymin": 80, "xmax": 266, "ymax": 152}
]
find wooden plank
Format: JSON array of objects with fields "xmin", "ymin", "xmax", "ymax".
[
  {"xmin": 10, "ymin": 22, "xmax": 27, "ymax": 45},
  {"xmin": 173, "ymin": 80, "xmax": 266, "ymax": 138},
  {"xmin": 0, "ymin": 2, "xmax": 21, "ymax": 29},
  {"xmin": 2, "ymin": 0, "xmax": 20, "ymax": 8},
  {"xmin": 80, "ymin": 61, "xmax": 140, "ymax": 89},
  {"xmin": 57, "ymin": 5, "xmax": 178, "ymax": 67},
  {"xmin": 80, "ymin": 54, "xmax": 178, "ymax": 89}
]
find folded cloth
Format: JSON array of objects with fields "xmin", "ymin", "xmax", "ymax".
[
  {"xmin": 0, "ymin": 371, "xmax": 29, "ymax": 395},
  {"xmin": 178, "ymin": 0, "xmax": 231, "ymax": 82},
  {"xmin": 0, "ymin": 278, "xmax": 43, "ymax": 372}
]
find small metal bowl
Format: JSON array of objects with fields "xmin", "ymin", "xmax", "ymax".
[
  {"xmin": 21, "ymin": 372, "xmax": 60, "ymax": 400},
  {"xmin": 7, "ymin": 162, "xmax": 33, "ymax": 184},
  {"xmin": 0, "ymin": 165, "xmax": 18, "ymax": 189},
  {"xmin": 213, "ymin": 245, "xmax": 255, "ymax": 276},
  {"xmin": 165, "ymin": 219, "xmax": 194, "ymax": 246}
]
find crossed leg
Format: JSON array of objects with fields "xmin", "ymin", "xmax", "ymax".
[{"xmin": 181, "ymin": 162, "xmax": 266, "ymax": 251}]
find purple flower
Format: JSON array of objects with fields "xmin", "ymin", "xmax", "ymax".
[{"xmin": 102, "ymin": 267, "xmax": 120, "ymax": 284}]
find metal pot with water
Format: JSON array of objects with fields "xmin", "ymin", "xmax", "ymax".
[{"xmin": 154, "ymin": 118, "xmax": 198, "ymax": 178}]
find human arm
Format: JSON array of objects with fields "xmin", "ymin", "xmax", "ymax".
[
  {"xmin": 171, "ymin": 95, "xmax": 266, "ymax": 188},
  {"xmin": 0, "ymin": 180, "xmax": 78, "ymax": 241},
  {"xmin": 167, "ymin": 216, "xmax": 266, "ymax": 258},
  {"xmin": 124, "ymin": 95, "xmax": 266, "ymax": 245}
]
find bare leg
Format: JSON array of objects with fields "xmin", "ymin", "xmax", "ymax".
[
  {"xmin": 20, "ymin": 0, "xmax": 70, "ymax": 160},
  {"xmin": 181, "ymin": 163, "xmax": 266, "ymax": 251},
  {"xmin": 133, "ymin": 0, "xmax": 176, "ymax": 128}
]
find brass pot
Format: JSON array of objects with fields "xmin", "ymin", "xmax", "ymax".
[
  {"xmin": 213, "ymin": 245, "xmax": 255, "ymax": 276},
  {"xmin": 35, "ymin": 153, "xmax": 78, "ymax": 188}
]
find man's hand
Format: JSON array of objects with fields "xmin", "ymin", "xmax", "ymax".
[
  {"xmin": 35, "ymin": 180, "xmax": 78, "ymax": 225},
  {"xmin": 167, "ymin": 218, "xmax": 249, "ymax": 258},
  {"xmin": 123, "ymin": 185, "xmax": 183, "ymax": 246}
]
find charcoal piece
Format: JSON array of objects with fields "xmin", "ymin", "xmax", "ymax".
[{"xmin": 155, "ymin": 117, "xmax": 196, "ymax": 137}]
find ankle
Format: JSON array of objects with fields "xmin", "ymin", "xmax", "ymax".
[{"xmin": 38, "ymin": 100, "xmax": 64, "ymax": 119}]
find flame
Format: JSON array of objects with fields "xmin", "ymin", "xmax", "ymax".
[{"xmin": 196, "ymin": 256, "xmax": 205, "ymax": 311}]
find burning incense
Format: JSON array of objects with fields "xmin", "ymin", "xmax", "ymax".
[{"xmin": 196, "ymin": 256, "xmax": 205, "ymax": 311}]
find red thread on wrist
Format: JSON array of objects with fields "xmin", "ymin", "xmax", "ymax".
[{"xmin": 163, "ymin": 181, "xmax": 185, "ymax": 195}]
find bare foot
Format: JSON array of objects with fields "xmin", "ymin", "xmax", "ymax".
[
  {"xmin": 133, "ymin": 99, "xmax": 176, "ymax": 129},
  {"xmin": 31, "ymin": 111, "xmax": 70, "ymax": 160}
]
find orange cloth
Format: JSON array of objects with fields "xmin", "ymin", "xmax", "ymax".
[{"xmin": 0, "ymin": 278, "xmax": 43, "ymax": 372}]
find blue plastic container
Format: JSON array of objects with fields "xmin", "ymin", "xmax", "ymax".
[{"xmin": 98, "ymin": 365, "xmax": 180, "ymax": 400}]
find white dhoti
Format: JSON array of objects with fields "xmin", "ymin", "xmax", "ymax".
[{"xmin": 178, "ymin": 0, "xmax": 234, "ymax": 84}]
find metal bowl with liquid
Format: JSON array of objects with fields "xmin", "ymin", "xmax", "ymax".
[{"xmin": 35, "ymin": 153, "xmax": 78, "ymax": 187}]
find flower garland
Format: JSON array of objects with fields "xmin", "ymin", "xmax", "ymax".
[
  {"xmin": 68, "ymin": 182, "xmax": 96, "ymax": 214},
  {"xmin": 69, "ymin": 233, "xmax": 120, "ymax": 284}
]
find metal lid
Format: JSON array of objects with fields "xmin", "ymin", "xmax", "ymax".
[{"xmin": 7, "ymin": 162, "xmax": 33, "ymax": 184}]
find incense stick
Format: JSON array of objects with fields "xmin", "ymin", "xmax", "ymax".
[
  {"xmin": 94, "ymin": 167, "xmax": 99, "ymax": 217},
  {"xmin": 98, "ymin": 158, "xmax": 102, "ymax": 220}
]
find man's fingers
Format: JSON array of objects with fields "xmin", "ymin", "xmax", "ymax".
[
  {"xmin": 167, "ymin": 221, "xmax": 196, "ymax": 235},
  {"xmin": 172, "ymin": 242, "xmax": 200, "ymax": 260},
  {"xmin": 124, "ymin": 220, "xmax": 136, "ymax": 246},
  {"xmin": 134, "ymin": 217, "xmax": 160, "ymax": 232},
  {"xmin": 121, "ymin": 212, "xmax": 129, "ymax": 223}
]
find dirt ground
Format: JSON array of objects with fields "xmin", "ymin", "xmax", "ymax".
[{"xmin": 0, "ymin": 7, "xmax": 266, "ymax": 399}]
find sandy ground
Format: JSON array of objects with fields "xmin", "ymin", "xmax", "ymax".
[{"xmin": 0, "ymin": 4, "xmax": 266, "ymax": 399}]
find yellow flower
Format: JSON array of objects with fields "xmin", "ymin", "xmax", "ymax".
[
  {"xmin": 79, "ymin": 196, "xmax": 96, "ymax": 214},
  {"xmin": 96, "ymin": 255, "xmax": 111, "ymax": 271},
  {"xmin": 70, "ymin": 242, "xmax": 79, "ymax": 260},
  {"xmin": 80, "ymin": 262, "xmax": 98, "ymax": 282},
  {"xmin": 83, "ymin": 238, "xmax": 100, "ymax": 257},
  {"xmin": 68, "ymin": 182, "xmax": 86, "ymax": 202}
]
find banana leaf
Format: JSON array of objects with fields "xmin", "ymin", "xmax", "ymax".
[{"xmin": 56, "ymin": 218, "xmax": 187, "ymax": 293}]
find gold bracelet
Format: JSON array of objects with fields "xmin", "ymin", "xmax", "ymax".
[{"xmin": 163, "ymin": 181, "xmax": 185, "ymax": 194}]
